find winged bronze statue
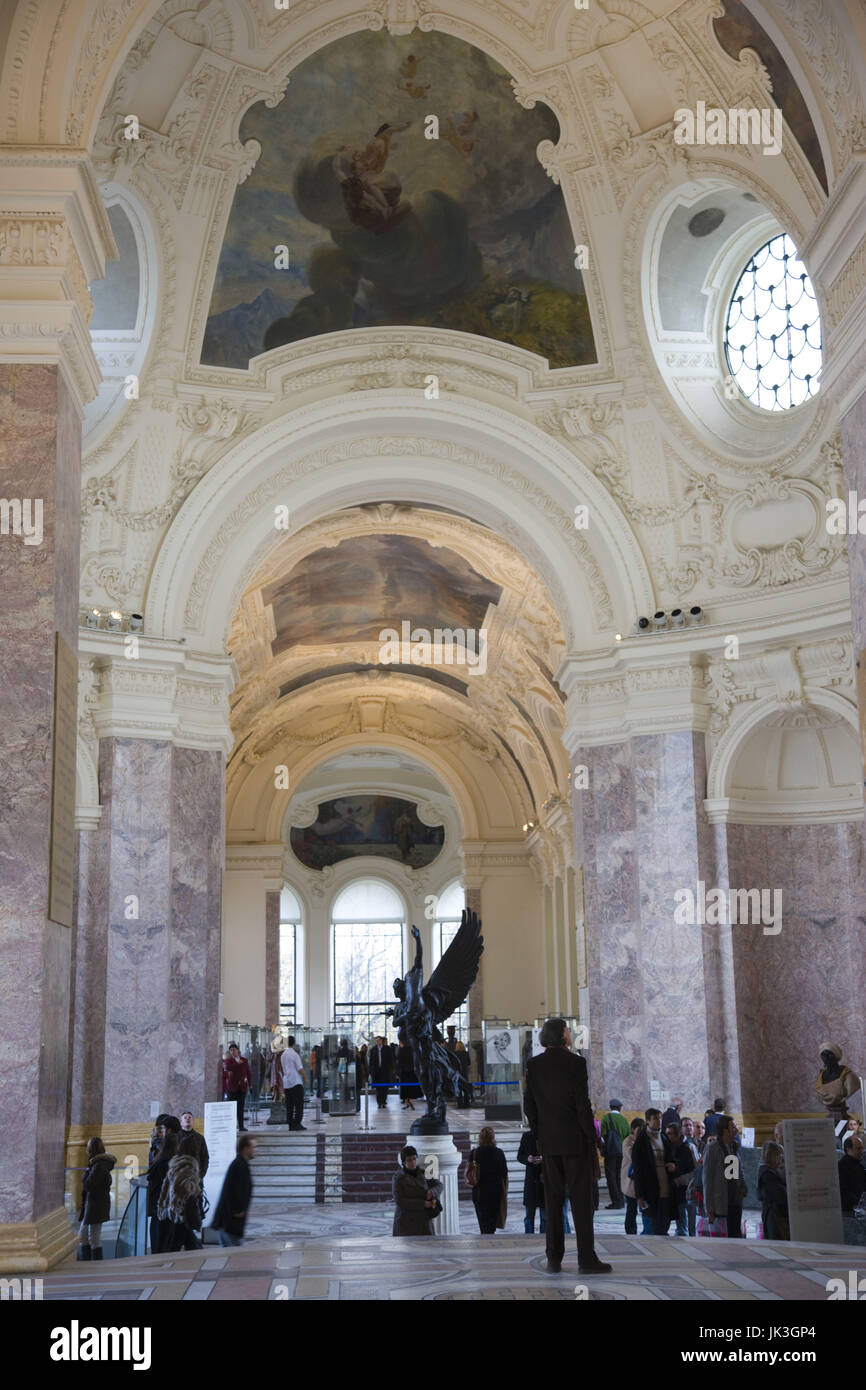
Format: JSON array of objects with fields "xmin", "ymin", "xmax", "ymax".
[{"xmin": 388, "ymin": 909, "xmax": 483, "ymax": 1133}]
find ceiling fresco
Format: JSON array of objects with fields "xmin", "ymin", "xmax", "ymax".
[{"xmin": 203, "ymin": 29, "xmax": 597, "ymax": 369}]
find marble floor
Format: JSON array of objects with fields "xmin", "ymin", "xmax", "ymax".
[{"xmin": 33, "ymin": 1202, "xmax": 866, "ymax": 1301}]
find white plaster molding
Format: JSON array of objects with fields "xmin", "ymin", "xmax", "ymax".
[
  {"xmin": 801, "ymin": 157, "xmax": 866, "ymax": 415},
  {"xmin": 703, "ymin": 795, "xmax": 863, "ymax": 826},
  {"xmin": 79, "ymin": 630, "xmax": 236, "ymax": 752}
]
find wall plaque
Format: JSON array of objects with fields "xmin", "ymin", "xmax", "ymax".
[{"xmin": 48, "ymin": 631, "xmax": 78, "ymax": 927}]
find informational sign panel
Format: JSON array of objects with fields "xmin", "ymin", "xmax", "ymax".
[
  {"xmin": 203, "ymin": 1101, "xmax": 238, "ymax": 1227},
  {"xmin": 782, "ymin": 1118, "xmax": 844, "ymax": 1245},
  {"xmin": 48, "ymin": 632, "xmax": 78, "ymax": 927}
]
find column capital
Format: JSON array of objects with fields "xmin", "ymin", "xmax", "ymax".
[
  {"xmin": 559, "ymin": 646, "xmax": 711, "ymax": 752},
  {"xmin": 79, "ymin": 631, "xmax": 236, "ymax": 754},
  {"xmin": 801, "ymin": 155, "xmax": 866, "ymax": 416},
  {"xmin": 0, "ymin": 150, "xmax": 116, "ymax": 410}
]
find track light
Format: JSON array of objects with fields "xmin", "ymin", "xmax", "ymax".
[
  {"xmin": 670, "ymin": 608, "xmax": 686, "ymax": 629},
  {"xmin": 635, "ymin": 616, "xmax": 650, "ymax": 633},
  {"xmin": 652, "ymin": 610, "xmax": 668, "ymax": 632},
  {"xmin": 128, "ymin": 613, "xmax": 143, "ymax": 632},
  {"xmin": 107, "ymin": 610, "xmax": 123, "ymax": 632},
  {"xmin": 85, "ymin": 608, "xmax": 100, "ymax": 629},
  {"xmin": 687, "ymin": 605, "xmax": 705, "ymax": 626}
]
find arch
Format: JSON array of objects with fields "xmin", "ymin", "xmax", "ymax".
[
  {"xmin": 147, "ymin": 392, "xmax": 654, "ymax": 653},
  {"xmin": 706, "ymin": 687, "xmax": 861, "ymax": 803}
]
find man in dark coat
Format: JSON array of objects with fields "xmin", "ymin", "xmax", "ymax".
[
  {"xmin": 517, "ymin": 1128, "xmax": 545, "ymax": 1233},
  {"xmin": 524, "ymin": 1017, "xmax": 611, "ymax": 1275},
  {"xmin": 178, "ymin": 1111, "xmax": 209, "ymax": 1176},
  {"xmin": 211, "ymin": 1134, "xmax": 256, "ymax": 1246},
  {"xmin": 839, "ymin": 1135, "xmax": 866, "ymax": 1213},
  {"xmin": 368, "ymin": 1036, "xmax": 395, "ymax": 1109},
  {"xmin": 631, "ymin": 1108, "xmax": 675, "ymax": 1234}
]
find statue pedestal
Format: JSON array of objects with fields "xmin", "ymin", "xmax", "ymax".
[{"xmin": 415, "ymin": 1134, "xmax": 463, "ymax": 1237}]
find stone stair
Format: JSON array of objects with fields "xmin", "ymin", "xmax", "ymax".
[
  {"xmin": 247, "ymin": 1125, "xmax": 529, "ymax": 1205},
  {"xmin": 249, "ymin": 1131, "xmax": 321, "ymax": 1203}
]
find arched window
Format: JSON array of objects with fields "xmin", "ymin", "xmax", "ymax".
[
  {"xmin": 724, "ymin": 233, "xmax": 821, "ymax": 411},
  {"xmin": 280, "ymin": 886, "xmax": 302, "ymax": 1026},
  {"xmin": 332, "ymin": 879, "xmax": 405, "ymax": 1040},
  {"xmin": 431, "ymin": 880, "xmax": 469, "ymax": 1041}
]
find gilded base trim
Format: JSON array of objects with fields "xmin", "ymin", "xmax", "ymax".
[{"xmin": 0, "ymin": 1206, "xmax": 77, "ymax": 1274}]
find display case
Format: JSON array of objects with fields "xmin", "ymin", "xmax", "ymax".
[{"xmin": 321, "ymin": 1031, "xmax": 358, "ymax": 1115}]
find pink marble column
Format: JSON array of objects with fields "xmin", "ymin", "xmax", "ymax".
[
  {"xmin": 0, "ymin": 365, "xmax": 79, "ymax": 1231},
  {"xmin": 74, "ymin": 739, "xmax": 225, "ymax": 1122},
  {"xmin": 574, "ymin": 732, "xmax": 735, "ymax": 1112},
  {"xmin": 168, "ymin": 746, "xmax": 225, "ymax": 1113}
]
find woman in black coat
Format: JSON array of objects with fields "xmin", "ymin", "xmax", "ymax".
[
  {"xmin": 77, "ymin": 1138, "xmax": 116, "ymax": 1261},
  {"xmin": 757, "ymin": 1141, "xmax": 789, "ymax": 1240},
  {"xmin": 145, "ymin": 1131, "xmax": 179, "ymax": 1254},
  {"xmin": 517, "ymin": 1128, "xmax": 545, "ymax": 1233},
  {"xmin": 470, "ymin": 1126, "xmax": 508, "ymax": 1234}
]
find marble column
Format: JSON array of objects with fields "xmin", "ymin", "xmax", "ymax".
[
  {"xmin": 167, "ymin": 746, "xmax": 224, "ymax": 1113},
  {"xmin": 0, "ymin": 365, "xmax": 81, "ymax": 1264},
  {"xmin": 265, "ymin": 890, "xmax": 280, "ymax": 1025},
  {"xmin": 574, "ymin": 732, "xmax": 734, "ymax": 1111},
  {"xmin": 68, "ymin": 823, "xmax": 109, "ymax": 1128}
]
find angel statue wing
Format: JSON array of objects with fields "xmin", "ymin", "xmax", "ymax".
[{"xmin": 422, "ymin": 908, "xmax": 483, "ymax": 1026}]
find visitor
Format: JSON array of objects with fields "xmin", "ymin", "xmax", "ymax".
[
  {"xmin": 620, "ymin": 1117, "xmax": 645, "ymax": 1235},
  {"xmin": 146, "ymin": 1130, "xmax": 178, "ymax": 1253},
  {"xmin": 661, "ymin": 1097, "xmax": 683, "ymax": 1132},
  {"xmin": 666, "ymin": 1121, "xmax": 696, "ymax": 1236},
  {"xmin": 839, "ymin": 1136, "xmax": 866, "ymax": 1213},
  {"xmin": 692, "ymin": 1118, "xmax": 706, "ymax": 1153},
  {"xmin": 703, "ymin": 1116, "xmax": 747, "ymax": 1237},
  {"xmin": 356, "ymin": 1044, "xmax": 369, "ymax": 1093},
  {"xmin": 281, "ymin": 1035, "xmax": 306, "ymax": 1130},
  {"xmin": 397, "ymin": 1039, "xmax": 418, "ymax": 1111},
  {"xmin": 523, "ymin": 1016, "xmax": 611, "ymax": 1274},
  {"xmin": 211, "ymin": 1134, "xmax": 256, "ymax": 1247},
  {"xmin": 757, "ymin": 1141, "xmax": 789, "ymax": 1239},
  {"xmin": 392, "ymin": 1145, "xmax": 441, "ymax": 1235},
  {"xmin": 77, "ymin": 1138, "xmax": 116, "ymax": 1262},
  {"xmin": 468, "ymin": 1126, "xmax": 508, "ymax": 1235},
  {"xmin": 631, "ymin": 1108, "xmax": 675, "ymax": 1235},
  {"xmin": 703, "ymin": 1098, "xmax": 726, "ymax": 1138},
  {"xmin": 148, "ymin": 1114, "xmax": 170, "ymax": 1169},
  {"xmin": 178, "ymin": 1111, "xmax": 209, "ymax": 1177},
  {"xmin": 681, "ymin": 1117, "xmax": 700, "ymax": 1234},
  {"xmin": 222, "ymin": 1042, "xmax": 252, "ymax": 1131},
  {"xmin": 158, "ymin": 1151, "xmax": 203, "ymax": 1251},
  {"xmin": 600, "ymin": 1099, "xmax": 629, "ymax": 1209},
  {"xmin": 518, "ymin": 1127, "xmax": 545, "ymax": 1233},
  {"xmin": 310, "ymin": 1044, "xmax": 322, "ymax": 1098},
  {"xmin": 369, "ymin": 1036, "xmax": 395, "ymax": 1109}
]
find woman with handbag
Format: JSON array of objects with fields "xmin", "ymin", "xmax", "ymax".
[
  {"xmin": 467, "ymin": 1125, "xmax": 508, "ymax": 1234},
  {"xmin": 392, "ymin": 1145, "xmax": 442, "ymax": 1235}
]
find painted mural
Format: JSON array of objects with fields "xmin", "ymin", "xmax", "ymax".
[
  {"xmin": 713, "ymin": 0, "xmax": 828, "ymax": 193},
  {"xmin": 290, "ymin": 795, "xmax": 445, "ymax": 871},
  {"xmin": 262, "ymin": 534, "xmax": 502, "ymax": 655},
  {"xmin": 202, "ymin": 30, "xmax": 595, "ymax": 369}
]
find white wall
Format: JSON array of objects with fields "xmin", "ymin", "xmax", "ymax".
[
  {"xmin": 222, "ymin": 869, "xmax": 270, "ymax": 1024},
  {"xmin": 479, "ymin": 867, "xmax": 546, "ymax": 1022}
]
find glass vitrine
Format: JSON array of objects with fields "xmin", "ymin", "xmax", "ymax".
[{"xmin": 321, "ymin": 1030, "xmax": 358, "ymax": 1115}]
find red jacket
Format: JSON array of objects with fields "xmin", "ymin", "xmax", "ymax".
[{"xmin": 222, "ymin": 1055, "xmax": 252, "ymax": 1095}]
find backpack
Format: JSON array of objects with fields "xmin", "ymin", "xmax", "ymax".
[
  {"xmin": 466, "ymin": 1151, "xmax": 479, "ymax": 1188},
  {"xmin": 604, "ymin": 1116, "xmax": 623, "ymax": 1158}
]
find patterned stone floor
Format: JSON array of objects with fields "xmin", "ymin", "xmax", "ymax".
[{"xmin": 31, "ymin": 1202, "xmax": 866, "ymax": 1301}]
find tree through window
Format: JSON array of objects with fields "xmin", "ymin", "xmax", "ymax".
[{"xmin": 332, "ymin": 879, "xmax": 405, "ymax": 1041}]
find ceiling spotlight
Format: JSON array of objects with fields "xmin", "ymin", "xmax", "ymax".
[
  {"xmin": 652, "ymin": 610, "xmax": 668, "ymax": 632},
  {"xmin": 128, "ymin": 613, "xmax": 143, "ymax": 632},
  {"xmin": 670, "ymin": 608, "xmax": 686, "ymax": 629},
  {"xmin": 687, "ymin": 605, "xmax": 705, "ymax": 626},
  {"xmin": 107, "ymin": 610, "xmax": 123, "ymax": 631},
  {"xmin": 635, "ymin": 616, "xmax": 650, "ymax": 633},
  {"xmin": 614, "ymin": 632, "xmax": 622, "ymax": 642},
  {"xmin": 85, "ymin": 608, "xmax": 100, "ymax": 629}
]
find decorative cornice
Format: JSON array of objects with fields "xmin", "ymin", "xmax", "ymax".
[{"xmin": 78, "ymin": 631, "xmax": 236, "ymax": 753}]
